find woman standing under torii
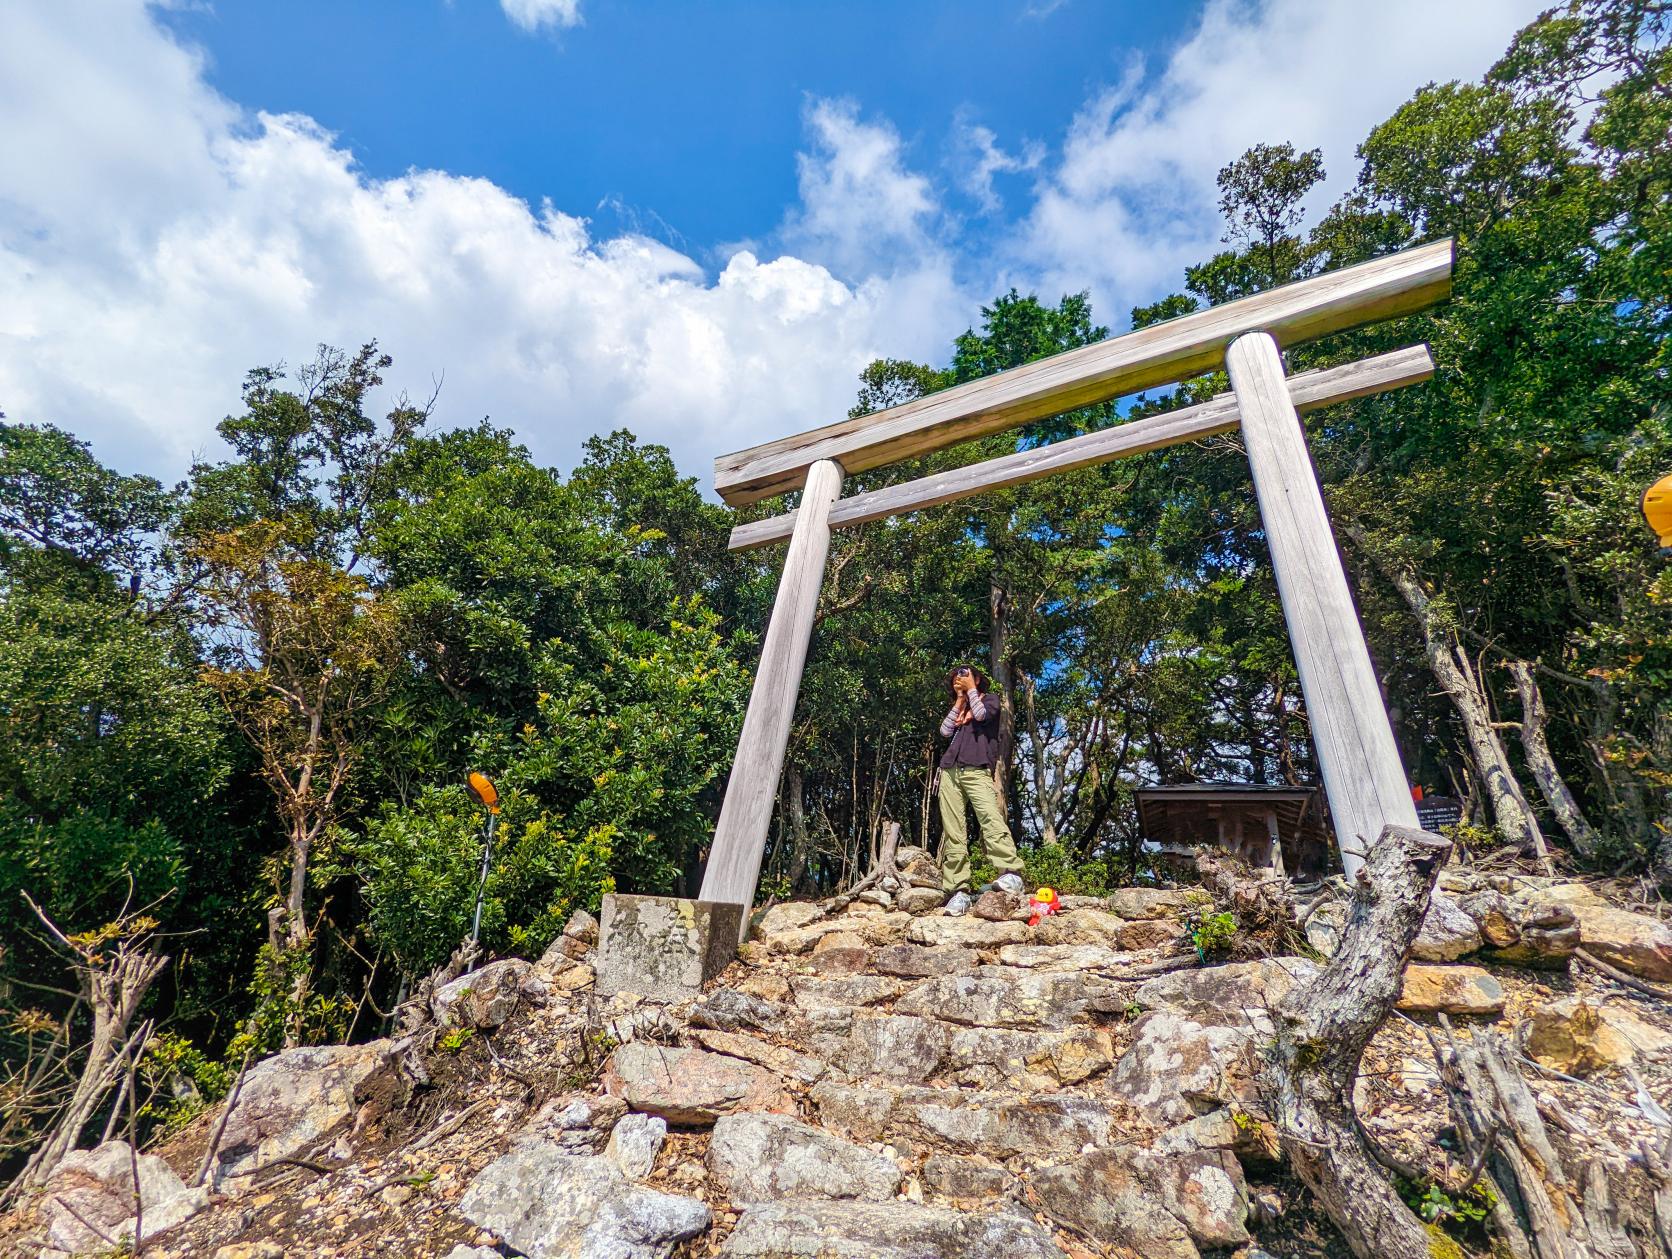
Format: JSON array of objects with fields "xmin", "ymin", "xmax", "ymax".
[{"xmin": 935, "ymin": 664, "xmax": 1024, "ymax": 915}]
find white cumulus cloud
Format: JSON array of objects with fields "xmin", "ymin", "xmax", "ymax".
[
  {"xmin": 0, "ymin": 5, "xmax": 963, "ymax": 484},
  {"xmin": 782, "ymin": 98, "xmax": 944, "ymax": 282},
  {"xmin": 1009, "ymin": 0, "xmax": 1546, "ymax": 318},
  {"xmin": 954, "ymin": 117, "xmax": 1044, "ymax": 214},
  {"xmin": 500, "ymin": 0, "xmax": 583, "ymax": 33}
]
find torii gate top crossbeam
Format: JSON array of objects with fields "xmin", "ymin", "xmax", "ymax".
[
  {"xmin": 714, "ymin": 238, "xmax": 1453, "ymax": 505},
  {"xmin": 726, "ymin": 343, "xmax": 1435, "ymax": 552}
]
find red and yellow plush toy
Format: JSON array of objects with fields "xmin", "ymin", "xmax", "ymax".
[{"xmin": 1028, "ymin": 886, "xmax": 1061, "ymax": 927}]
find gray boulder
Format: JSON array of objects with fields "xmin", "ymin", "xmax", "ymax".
[
  {"xmin": 689, "ymin": 988, "xmax": 794, "ymax": 1035},
  {"xmin": 1463, "ymin": 890, "xmax": 1580, "ymax": 968},
  {"xmin": 214, "ymin": 1039, "xmax": 392, "ymax": 1181},
  {"xmin": 921, "ymin": 1154, "xmax": 1010, "ymax": 1199},
  {"xmin": 605, "ymin": 1043, "xmax": 791, "ymax": 1125},
  {"xmin": 894, "ymin": 971, "xmax": 1090, "ymax": 1030},
  {"xmin": 943, "ymin": 1024, "xmax": 1112, "ymax": 1089},
  {"xmin": 460, "ymin": 1140, "xmax": 710, "ymax": 1259},
  {"xmin": 895, "ymin": 1089, "xmax": 1118, "ymax": 1159},
  {"xmin": 719, "ymin": 1200, "xmax": 1061, "ymax": 1258},
  {"xmin": 606, "ymin": 1113, "xmax": 667, "ymax": 1179},
  {"xmin": 1524, "ymin": 885, "xmax": 1672, "ymax": 979},
  {"xmin": 38, "ymin": 1140, "xmax": 209, "ymax": 1257},
  {"xmin": 873, "ymin": 943, "xmax": 976, "ymax": 977},
  {"xmin": 564, "ymin": 907, "xmax": 601, "ymax": 944},
  {"xmin": 906, "ymin": 916, "xmax": 1028, "ymax": 948},
  {"xmin": 1130, "ymin": 1146, "xmax": 1250, "ymax": 1248},
  {"xmin": 1108, "ymin": 888, "xmax": 1202, "ymax": 920},
  {"xmin": 846, "ymin": 1013, "xmax": 950, "ymax": 1083},
  {"xmin": 1133, "ymin": 957, "xmax": 1319, "ymax": 1032},
  {"xmin": 706, "ymin": 1112, "xmax": 899, "ymax": 1204},
  {"xmin": 528, "ymin": 1092, "xmax": 629, "ymax": 1154},
  {"xmin": 1411, "ymin": 893, "xmax": 1483, "ymax": 962},
  {"xmin": 1107, "ymin": 1011, "xmax": 1252, "ymax": 1124},
  {"xmin": 1031, "ymin": 1148, "xmax": 1199, "ymax": 1259},
  {"xmin": 895, "ymin": 886, "xmax": 946, "ymax": 915}
]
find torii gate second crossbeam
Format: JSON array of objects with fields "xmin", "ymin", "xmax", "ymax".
[{"xmin": 700, "ymin": 238, "xmax": 1455, "ymax": 913}]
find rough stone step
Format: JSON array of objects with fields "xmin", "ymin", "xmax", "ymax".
[
  {"xmin": 741, "ymin": 972, "xmax": 906, "ymax": 1010},
  {"xmin": 460, "ymin": 1140, "xmax": 710, "ymax": 1259},
  {"xmin": 907, "ymin": 916, "xmax": 1031, "ymax": 949},
  {"xmin": 874, "ymin": 942, "xmax": 978, "ymax": 977},
  {"xmin": 811, "ymin": 1081, "xmax": 1126, "ymax": 1159},
  {"xmin": 992, "ymin": 943, "xmax": 1154, "ymax": 972},
  {"xmin": 844, "ymin": 1011, "xmax": 1114, "ymax": 1089},
  {"xmin": 718, "ymin": 1199, "xmax": 1064, "ymax": 1259},
  {"xmin": 706, "ymin": 1112, "xmax": 901, "ymax": 1205},
  {"xmin": 688, "ymin": 1028, "xmax": 832, "ymax": 1085},
  {"xmin": 893, "ymin": 970, "xmax": 1111, "ymax": 1030},
  {"xmin": 1133, "ymin": 956, "xmax": 1321, "ymax": 1031},
  {"xmin": 1030, "ymin": 1142, "xmax": 1250, "ymax": 1259},
  {"xmin": 604, "ymin": 1042, "xmax": 794, "ymax": 1125},
  {"xmin": 1104, "ymin": 1010, "xmax": 1256, "ymax": 1125},
  {"xmin": 1107, "ymin": 888, "xmax": 1210, "ymax": 920}
]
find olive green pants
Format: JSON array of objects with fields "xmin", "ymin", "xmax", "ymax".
[{"xmin": 937, "ymin": 766, "xmax": 1020, "ymax": 892}]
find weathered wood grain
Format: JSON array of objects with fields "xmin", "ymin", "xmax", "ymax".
[
  {"xmin": 699, "ymin": 459, "xmax": 844, "ymax": 914},
  {"xmin": 715, "ymin": 238, "xmax": 1453, "ymax": 504},
  {"xmin": 1229, "ymin": 332, "xmax": 1419, "ymax": 877},
  {"xmin": 729, "ymin": 344, "xmax": 1434, "ymax": 553}
]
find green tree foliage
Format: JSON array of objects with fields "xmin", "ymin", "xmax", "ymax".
[{"xmin": 354, "ymin": 786, "xmax": 613, "ymax": 977}]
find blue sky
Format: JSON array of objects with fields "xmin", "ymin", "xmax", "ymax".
[
  {"xmin": 0, "ymin": 0, "xmax": 1545, "ymax": 487},
  {"xmin": 156, "ymin": 2, "xmax": 1194, "ymax": 261}
]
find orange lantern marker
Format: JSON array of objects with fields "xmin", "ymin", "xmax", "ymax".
[{"xmin": 1644, "ymin": 473, "xmax": 1672, "ymax": 548}]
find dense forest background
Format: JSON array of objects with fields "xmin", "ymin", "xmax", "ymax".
[{"xmin": 0, "ymin": 0, "xmax": 1666, "ymax": 1180}]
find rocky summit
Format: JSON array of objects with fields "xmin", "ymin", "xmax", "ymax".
[{"xmin": 3, "ymin": 868, "xmax": 1669, "ymax": 1259}]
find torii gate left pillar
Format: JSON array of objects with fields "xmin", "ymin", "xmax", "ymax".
[{"xmin": 699, "ymin": 459, "xmax": 843, "ymax": 910}]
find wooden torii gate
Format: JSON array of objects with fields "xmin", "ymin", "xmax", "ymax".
[{"xmin": 700, "ymin": 238, "xmax": 1455, "ymax": 910}]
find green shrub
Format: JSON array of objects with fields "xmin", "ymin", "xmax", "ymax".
[
  {"xmin": 351, "ymin": 784, "xmax": 613, "ymax": 978},
  {"xmin": 1186, "ymin": 909, "xmax": 1238, "ymax": 961},
  {"xmin": 1020, "ymin": 843, "xmax": 1113, "ymax": 895},
  {"xmin": 139, "ymin": 1032, "xmax": 234, "ymax": 1139}
]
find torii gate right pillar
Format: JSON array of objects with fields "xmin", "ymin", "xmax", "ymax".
[{"xmin": 1228, "ymin": 331, "xmax": 1419, "ymax": 877}]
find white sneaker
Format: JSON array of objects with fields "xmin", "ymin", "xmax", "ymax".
[
  {"xmin": 944, "ymin": 890, "xmax": 972, "ymax": 916},
  {"xmin": 985, "ymin": 872, "xmax": 1024, "ymax": 896}
]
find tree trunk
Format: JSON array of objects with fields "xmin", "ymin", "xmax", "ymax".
[
  {"xmin": 782, "ymin": 763, "xmax": 815, "ymax": 897},
  {"xmin": 1019, "ymin": 670, "xmax": 1060, "ymax": 845},
  {"xmin": 1379, "ymin": 561, "xmax": 1549, "ymax": 867},
  {"xmin": 286, "ymin": 826, "xmax": 311, "ymax": 948},
  {"xmin": 1656, "ymin": 708, "xmax": 1672, "ymax": 884},
  {"xmin": 1508, "ymin": 660, "xmax": 1601, "ymax": 859},
  {"xmin": 988, "ymin": 579, "xmax": 1015, "ymax": 812},
  {"xmin": 1258, "ymin": 823, "xmax": 1454, "ymax": 1259}
]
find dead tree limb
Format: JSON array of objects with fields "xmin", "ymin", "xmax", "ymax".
[
  {"xmin": 1433, "ymin": 1021, "xmax": 1638, "ymax": 1259},
  {"xmin": 13, "ymin": 896, "xmax": 170, "ymax": 1193},
  {"xmin": 821, "ymin": 820, "xmax": 900, "ymax": 913},
  {"xmin": 1258, "ymin": 823, "xmax": 1453, "ymax": 1259},
  {"xmin": 1508, "ymin": 660, "xmax": 1601, "ymax": 859},
  {"xmin": 392, "ymin": 936, "xmax": 481, "ymax": 1037}
]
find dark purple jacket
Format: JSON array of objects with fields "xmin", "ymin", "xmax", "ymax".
[{"xmin": 938, "ymin": 687, "xmax": 1002, "ymax": 770}]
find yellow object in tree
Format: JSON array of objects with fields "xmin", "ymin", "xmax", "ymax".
[{"xmin": 1645, "ymin": 474, "xmax": 1672, "ymax": 547}]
